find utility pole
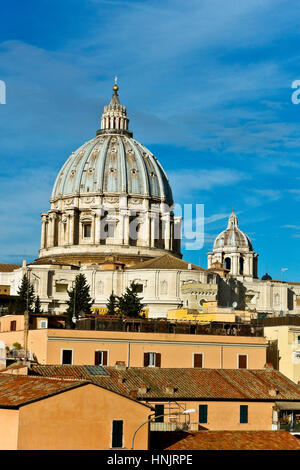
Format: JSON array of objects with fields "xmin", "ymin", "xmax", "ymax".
[{"xmin": 24, "ymin": 268, "xmax": 31, "ymax": 362}]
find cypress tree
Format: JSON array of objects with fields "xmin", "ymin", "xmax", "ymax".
[
  {"xmin": 106, "ymin": 292, "xmax": 118, "ymax": 316},
  {"xmin": 117, "ymin": 282, "xmax": 144, "ymax": 318},
  {"xmin": 34, "ymin": 295, "xmax": 42, "ymax": 314},
  {"xmin": 66, "ymin": 274, "xmax": 93, "ymax": 327},
  {"xmin": 16, "ymin": 274, "xmax": 35, "ymax": 314}
]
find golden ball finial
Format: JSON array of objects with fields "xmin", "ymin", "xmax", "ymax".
[{"xmin": 113, "ymin": 84, "xmax": 119, "ymax": 92}]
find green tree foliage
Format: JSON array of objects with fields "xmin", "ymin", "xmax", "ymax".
[
  {"xmin": 106, "ymin": 292, "xmax": 118, "ymax": 316},
  {"xmin": 117, "ymin": 282, "xmax": 144, "ymax": 318},
  {"xmin": 66, "ymin": 274, "xmax": 93, "ymax": 327},
  {"xmin": 34, "ymin": 295, "xmax": 42, "ymax": 314},
  {"xmin": 16, "ymin": 274, "xmax": 35, "ymax": 314}
]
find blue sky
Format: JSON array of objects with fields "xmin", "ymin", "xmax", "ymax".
[{"xmin": 0, "ymin": 0, "xmax": 300, "ymax": 281}]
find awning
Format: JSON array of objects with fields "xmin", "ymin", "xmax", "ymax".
[{"xmin": 275, "ymin": 402, "xmax": 300, "ymax": 411}]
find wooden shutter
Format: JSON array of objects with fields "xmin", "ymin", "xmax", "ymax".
[
  {"xmin": 95, "ymin": 351, "xmax": 100, "ymax": 365},
  {"xmin": 102, "ymin": 350, "xmax": 108, "ymax": 366},
  {"xmin": 194, "ymin": 353, "xmax": 203, "ymax": 368},
  {"xmin": 155, "ymin": 353, "xmax": 161, "ymax": 367},
  {"xmin": 112, "ymin": 420, "xmax": 123, "ymax": 448},
  {"xmin": 238, "ymin": 355, "xmax": 247, "ymax": 369},
  {"xmin": 199, "ymin": 405, "xmax": 208, "ymax": 424},
  {"xmin": 240, "ymin": 405, "xmax": 248, "ymax": 424},
  {"xmin": 144, "ymin": 352, "xmax": 149, "ymax": 367}
]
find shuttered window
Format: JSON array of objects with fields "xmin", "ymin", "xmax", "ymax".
[
  {"xmin": 144, "ymin": 352, "xmax": 149, "ymax": 367},
  {"xmin": 144, "ymin": 352, "xmax": 161, "ymax": 367},
  {"xmin": 240, "ymin": 405, "xmax": 248, "ymax": 424},
  {"xmin": 112, "ymin": 420, "xmax": 123, "ymax": 448},
  {"xmin": 194, "ymin": 353, "xmax": 203, "ymax": 368},
  {"xmin": 238, "ymin": 355, "xmax": 247, "ymax": 369},
  {"xmin": 62, "ymin": 349, "xmax": 73, "ymax": 365},
  {"xmin": 155, "ymin": 404, "xmax": 164, "ymax": 423},
  {"xmin": 199, "ymin": 405, "xmax": 208, "ymax": 424},
  {"xmin": 95, "ymin": 350, "xmax": 108, "ymax": 366},
  {"xmin": 155, "ymin": 353, "xmax": 161, "ymax": 367}
]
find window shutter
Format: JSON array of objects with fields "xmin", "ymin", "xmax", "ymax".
[
  {"xmin": 238, "ymin": 355, "xmax": 247, "ymax": 369},
  {"xmin": 95, "ymin": 351, "xmax": 100, "ymax": 365},
  {"xmin": 155, "ymin": 353, "xmax": 161, "ymax": 367},
  {"xmin": 240, "ymin": 405, "xmax": 248, "ymax": 423},
  {"xmin": 103, "ymin": 351, "xmax": 108, "ymax": 366},
  {"xmin": 199, "ymin": 405, "xmax": 208, "ymax": 424},
  {"xmin": 194, "ymin": 354, "xmax": 203, "ymax": 368},
  {"xmin": 144, "ymin": 353, "xmax": 149, "ymax": 367},
  {"xmin": 112, "ymin": 420, "xmax": 123, "ymax": 448}
]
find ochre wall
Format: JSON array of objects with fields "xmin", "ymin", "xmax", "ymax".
[
  {"xmin": 0, "ymin": 409, "xmax": 19, "ymax": 449},
  {"xmin": 45, "ymin": 329, "xmax": 267, "ymax": 369},
  {"xmin": 18, "ymin": 384, "xmax": 150, "ymax": 450},
  {"xmin": 148, "ymin": 400, "xmax": 274, "ymax": 431}
]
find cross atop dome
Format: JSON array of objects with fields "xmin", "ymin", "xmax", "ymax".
[{"xmin": 98, "ymin": 79, "xmax": 132, "ymax": 137}]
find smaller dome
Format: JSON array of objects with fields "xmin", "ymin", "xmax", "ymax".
[
  {"xmin": 213, "ymin": 211, "xmax": 253, "ymax": 251},
  {"xmin": 262, "ymin": 273, "xmax": 272, "ymax": 281}
]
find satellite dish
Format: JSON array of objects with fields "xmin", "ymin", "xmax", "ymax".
[{"xmin": 232, "ymin": 302, "xmax": 238, "ymax": 309}]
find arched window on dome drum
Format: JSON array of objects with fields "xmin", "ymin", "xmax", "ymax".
[
  {"xmin": 225, "ymin": 257, "xmax": 231, "ymax": 271},
  {"xmin": 239, "ymin": 257, "xmax": 244, "ymax": 275}
]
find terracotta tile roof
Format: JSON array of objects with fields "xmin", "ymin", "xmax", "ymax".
[
  {"xmin": 30, "ymin": 366, "xmax": 300, "ymax": 402},
  {"xmin": 127, "ymin": 254, "xmax": 205, "ymax": 271},
  {"xmin": 165, "ymin": 431, "xmax": 300, "ymax": 450},
  {"xmin": 0, "ymin": 374, "xmax": 87, "ymax": 408},
  {"xmin": 0, "ymin": 264, "xmax": 21, "ymax": 272}
]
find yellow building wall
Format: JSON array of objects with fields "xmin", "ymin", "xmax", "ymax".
[
  {"xmin": 18, "ymin": 384, "xmax": 150, "ymax": 450},
  {"xmin": 167, "ymin": 308, "xmax": 236, "ymax": 323},
  {"xmin": 0, "ymin": 409, "xmax": 19, "ymax": 449},
  {"xmin": 149, "ymin": 400, "xmax": 274, "ymax": 431},
  {"xmin": 45, "ymin": 329, "xmax": 267, "ymax": 369}
]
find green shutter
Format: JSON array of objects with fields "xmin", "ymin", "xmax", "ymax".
[
  {"xmin": 112, "ymin": 420, "xmax": 123, "ymax": 448},
  {"xmin": 199, "ymin": 405, "xmax": 208, "ymax": 424},
  {"xmin": 240, "ymin": 405, "xmax": 248, "ymax": 424}
]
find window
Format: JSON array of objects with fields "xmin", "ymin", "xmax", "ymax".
[
  {"xmin": 56, "ymin": 283, "xmax": 68, "ymax": 293},
  {"xmin": 297, "ymin": 335, "xmax": 300, "ymax": 345},
  {"xmin": 238, "ymin": 355, "xmax": 247, "ymax": 369},
  {"xmin": 83, "ymin": 223, "xmax": 91, "ymax": 238},
  {"xmin": 144, "ymin": 352, "xmax": 161, "ymax": 367},
  {"xmin": 240, "ymin": 405, "xmax": 248, "ymax": 424},
  {"xmin": 199, "ymin": 405, "xmax": 208, "ymax": 424},
  {"xmin": 155, "ymin": 404, "xmax": 164, "ymax": 423},
  {"xmin": 193, "ymin": 353, "xmax": 203, "ymax": 368},
  {"xmin": 61, "ymin": 349, "xmax": 73, "ymax": 365},
  {"xmin": 10, "ymin": 321, "xmax": 16, "ymax": 332},
  {"xmin": 112, "ymin": 420, "xmax": 123, "ymax": 448},
  {"xmin": 39, "ymin": 320, "xmax": 48, "ymax": 329},
  {"xmin": 95, "ymin": 350, "xmax": 108, "ymax": 366}
]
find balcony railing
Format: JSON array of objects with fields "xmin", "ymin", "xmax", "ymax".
[
  {"xmin": 150, "ymin": 422, "xmax": 188, "ymax": 432},
  {"xmin": 279, "ymin": 423, "xmax": 300, "ymax": 432},
  {"xmin": 75, "ymin": 317, "xmax": 264, "ymax": 337}
]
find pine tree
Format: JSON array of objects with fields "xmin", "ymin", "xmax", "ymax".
[
  {"xmin": 16, "ymin": 274, "xmax": 35, "ymax": 314},
  {"xmin": 106, "ymin": 292, "xmax": 118, "ymax": 316},
  {"xmin": 117, "ymin": 282, "xmax": 144, "ymax": 318},
  {"xmin": 66, "ymin": 274, "xmax": 93, "ymax": 327},
  {"xmin": 34, "ymin": 295, "xmax": 42, "ymax": 314}
]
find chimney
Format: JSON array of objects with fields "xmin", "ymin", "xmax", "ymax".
[
  {"xmin": 22, "ymin": 259, "xmax": 26, "ymax": 268},
  {"xmin": 264, "ymin": 363, "xmax": 274, "ymax": 370},
  {"xmin": 165, "ymin": 385, "xmax": 178, "ymax": 394},
  {"xmin": 129, "ymin": 390, "xmax": 138, "ymax": 400},
  {"xmin": 115, "ymin": 361, "xmax": 126, "ymax": 370},
  {"xmin": 188, "ymin": 263, "xmax": 192, "ymax": 270},
  {"xmin": 138, "ymin": 385, "xmax": 150, "ymax": 394},
  {"xmin": 268, "ymin": 388, "xmax": 280, "ymax": 397}
]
